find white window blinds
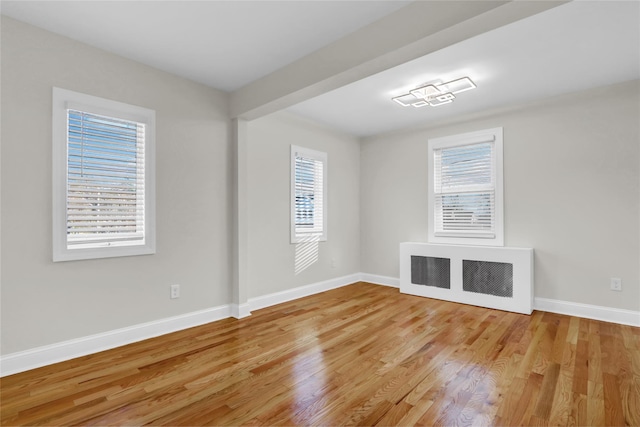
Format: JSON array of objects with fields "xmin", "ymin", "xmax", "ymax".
[
  {"xmin": 66, "ymin": 110, "xmax": 146, "ymax": 248},
  {"xmin": 428, "ymin": 127, "xmax": 504, "ymax": 246},
  {"xmin": 294, "ymin": 156, "xmax": 323, "ymax": 232},
  {"xmin": 434, "ymin": 141, "xmax": 495, "ymax": 236},
  {"xmin": 291, "ymin": 145, "xmax": 327, "ymax": 243},
  {"xmin": 52, "ymin": 87, "xmax": 155, "ymax": 262}
]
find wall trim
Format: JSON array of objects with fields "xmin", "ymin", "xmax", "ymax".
[
  {"xmin": 359, "ymin": 273, "xmax": 400, "ymax": 288},
  {"xmin": 4, "ymin": 277, "xmax": 637, "ymax": 377},
  {"xmin": 357, "ymin": 275, "xmax": 638, "ymax": 327},
  {"xmin": 0, "ymin": 304, "xmax": 231, "ymax": 377},
  {"xmin": 231, "ymin": 303, "xmax": 252, "ymax": 319},
  {"xmin": 534, "ymin": 297, "xmax": 640, "ymax": 327},
  {"xmin": 0, "ymin": 274, "xmax": 361, "ymax": 377},
  {"xmin": 249, "ymin": 273, "xmax": 361, "ymax": 311}
]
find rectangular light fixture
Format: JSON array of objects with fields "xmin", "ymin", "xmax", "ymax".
[
  {"xmin": 409, "ymin": 85, "xmax": 441, "ymax": 100},
  {"xmin": 392, "ymin": 93, "xmax": 419, "ymax": 107},
  {"xmin": 436, "ymin": 77, "xmax": 476, "ymax": 95},
  {"xmin": 392, "ymin": 76, "xmax": 476, "ymax": 108}
]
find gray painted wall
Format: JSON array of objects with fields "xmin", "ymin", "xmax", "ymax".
[
  {"xmin": 361, "ymin": 81, "xmax": 640, "ymax": 311},
  {"xmin": 1, "ymin": 17, "xmax": 231, "ymax": 354},
  {"xmin": 1, "ymin": 16, "xmax": 638, "ymax": 358},
  {"xmin": 246, "ymin": 112, "xmax": 361, "ymax": 298}
]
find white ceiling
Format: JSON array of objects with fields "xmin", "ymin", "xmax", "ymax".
[
  {"xmin": 1, "ymin": 1, "xmax": 638, "ymax": 137},
  {"xmin": 289, "ymin": 0, "xmax": 640, "ymax": 136},
  {"xmin": 0, "ymin": 0, "xmax": 410, "ymax": 91}
]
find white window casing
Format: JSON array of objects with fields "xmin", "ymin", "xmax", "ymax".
[
  {"xmin": 428, "ymin": 127, "xmax": 504, "ymax": 246},
  {"xmin": 291, "ymin": 145, "xmax": 327, "ymax": 244},
  {"xmin": 52, "ymin": 87, "xmax": 156, "ymax": 261}
]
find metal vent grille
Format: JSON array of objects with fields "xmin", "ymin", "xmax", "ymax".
[
  {"xmin": 463, "ymin": 260, "xmax": 513, "ymax": 298},
  {"xmin": 411, "ymin": 256, "xmax": 450, "ymax": 288}
]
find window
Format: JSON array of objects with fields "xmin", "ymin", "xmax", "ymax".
[
  {"xmin": 52, "ymin": 87, "xmax": 155, "ymax": 261},
  {"xmin": 427, "ymin": 127, "xmax": 503, "ymax": 246},
  {"xmin": 291, "ymin": 145, "xmax": 327, "ymax": 243}
]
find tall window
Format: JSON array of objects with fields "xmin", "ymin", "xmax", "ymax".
[
  {"xmin": 428, "ymin": 127, "xmax": 503, "ymax": 246},
  {"xmin": 52, "ymin": 88, "xmax": 155, "ymax": 261},
  {"xmin": 291, "ymin": 145, "xmax": 327, "ymax": 243}
]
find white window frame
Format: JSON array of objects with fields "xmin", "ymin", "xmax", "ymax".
[
  {"xmin": 52, "ymin": 87, "xmax": 156, "ymax": 262},
  {"xmin": 290, "ymin": 145, "xmax": 327, "ymax": 244},
  {"xmin": 427, "ymin": 127, "xmax": 504, "ymax": 246}
]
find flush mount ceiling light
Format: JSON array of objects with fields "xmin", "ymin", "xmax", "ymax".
[{"xmin": 392, "ymin": 77, "xmax": 476, "ymax": 108}]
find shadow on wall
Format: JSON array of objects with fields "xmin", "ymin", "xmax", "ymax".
[{"xmin": 295, "ymin": 234, "xmax": 320, "ymax": 275}]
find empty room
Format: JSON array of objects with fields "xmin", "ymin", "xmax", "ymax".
[{"xmin": 1, "ymin": 1, "xmax": 639, "ymax": 426}]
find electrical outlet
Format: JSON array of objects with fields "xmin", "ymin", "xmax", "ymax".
[
  {"xmin": 331, "ymin": 258, "xmax": 336, "ymax": 268},
  {"xmin": 610, "ymin": 278, "xmax": 622, "ymax": 291},
  {"xmin": 170, "ymin": 284, "xmax": 180, "ymax": 299}
]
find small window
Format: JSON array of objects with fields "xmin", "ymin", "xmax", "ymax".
[
  {"xmin": 291, "ymin": 145, "xmax": 327, "ymax": 243},
  {"xmin": 52, "ymin": 88, "xmax": 155, "ymax": 261},
  {"xmin": 428, "ymin": 127, "xmax": 503, "ymax": 246}
]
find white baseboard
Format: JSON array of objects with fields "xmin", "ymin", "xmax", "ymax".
[
  {"xmin": 0, "ymin": 274, "xmax": 362, "ymax": 377},
  {"xmin": 0, "ymin": 304, "xmax": 231, "ymax": 377},
  {"xmin": 359, "ymin": 274, "xmax": 639, "ymax": 327},
  {"xmin": 249, "ymin": 273, "xmax": 361, "ymax": 311},
  {"xmin": 534, "ymin": 297, "xmax": 640, "ymax": 327},
  {"xmin": 4, "ymin": 276, "xmax": 636, "ymax": 377},
  {"xmin": 359, "ymin": 273, "xmax": 400, "ymax": 288},
  {"xmin": 231, "ymin": 303, "xmax": 252, "ymax": 319}
]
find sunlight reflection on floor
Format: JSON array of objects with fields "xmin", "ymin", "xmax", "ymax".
[{"xmin": 291, "ymin": 342, "xmax": 327, "ymax": 414}]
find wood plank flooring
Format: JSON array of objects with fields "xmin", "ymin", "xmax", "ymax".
[{"xmin": 1, "ymin": 282, "xmax": 639, "ymax": 426}]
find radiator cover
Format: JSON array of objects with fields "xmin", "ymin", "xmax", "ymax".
[{"xmin": 400, "ymin": 243, "xmax": 534, "ymax": 314}]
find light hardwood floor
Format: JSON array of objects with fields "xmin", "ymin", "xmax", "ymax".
[{"xmin": 1, "ymin": 282, "xmax": 639, "ymax": 426}]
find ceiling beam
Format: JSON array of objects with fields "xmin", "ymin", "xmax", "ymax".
[{"xmin": 229, "ymin": 0, "xmax": 567, "ymax": 120}]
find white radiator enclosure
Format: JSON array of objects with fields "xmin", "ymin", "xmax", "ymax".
[{"xmin": 400, "ymin": 243, "xmax": 534, "ymax": 314}]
